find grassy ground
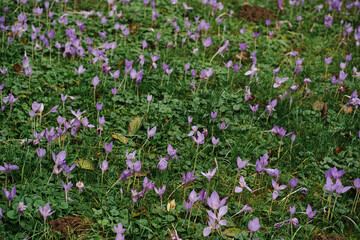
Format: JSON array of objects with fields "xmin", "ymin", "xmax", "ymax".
[{"xmin": 0, "ymin": 0, "xmax": 359, "ymax": 239}]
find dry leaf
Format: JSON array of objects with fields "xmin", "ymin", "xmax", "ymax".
[
  {"xmin": 341, "ymin": 104, "xmax": 353, "ymax": 114},
  {"xmin": 321, "ymin": 102, "xmax": 328, "ymax": 119},
  {"xmin": 128, "ymin": 117, "xmax": 141, "ymax": 135},
  {"xmin": 167, "ymin": 199, "xmax": 176, "ymax": 212},
  {"xmin": 313, "ymin": 101, "xmax": 324, "ymax": 111},
  {"xmin": 76, "ymin": 159, "xmax": 94, "ymax": 170},
  {"xmin": 112, "ymin": 133, "xmax": 128, "ymax": 144}
]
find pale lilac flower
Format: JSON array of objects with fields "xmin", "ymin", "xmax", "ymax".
[
  {"xmin": 100, "ymin": 160, "xmax": 109, "ymax": 174},
  {"xmin": 212, "ymin": 136, "xmax": 219, "ymax": 146},
  {"xmin": 289, "ymin": 178, "xmax": 298, "ymax": 190},
  {"xmin": 306, "ymin": 205, "xmax": 317, "ymax": 220},
  {"xmin": 272, "ymin": 179, "xmax": 287, "ymax": 199},
  {"xmin": 3, "ymin": 186, "xmax": 16, "ymax": 204},
  {"xmin": 17, "ymin": 202, "xmax": 28, "ymax": 217},
  {"xmin": 206, "ymin": 190, "xmax": 227, "ymax": 211},
  {"xmin": 219, "ymin": 121, "xmax": 229, "ymax": 130},
  {"xmin": 157, "ymin": 157, "xmax": 168, "ymax": 171},
  {"xmin": 248, "ymin": 217, "xmax": 260, "ymax": 238},
  {"xmin": 39, "ymin": 202, "xmax": 55, "ymax": 223},
  {"xmin": 201, "ymin": 167, "xmax": 217, "ymax": 181},
  {"xmin": 237, "ymin": 157, "xmax": 248, "ymax": 171},
  {"xmin": 235, "ymin": 176, "xmax": 252, "ymax": 193},
  {"xmin": 147, "ymin": 126, "xmax": 157, "ymax": 139}
]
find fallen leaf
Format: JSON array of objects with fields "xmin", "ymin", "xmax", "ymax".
[
  {"xmin": 112, "ymin": 132, "xmax": 128, "ymax": 144},
  {"xmin": 336, "ymin": 146, "xmax": 343, "ymax": 155},
  {"xmin": 313, "ymin": 101, "xmax": 324, "ymax": 111},
  {"xmin": 341, "ymin": 104, "xmax": 353, "ymax": 114},
  {"xmin": 222, "ymin": 227, "xmax": 245, "ymax": 237},
  {"xmin": 321, "ymin": 102, "xmax": 328, "ymax": 119},
  {"xmin": 129, "ymin": 116, "xmax": 141, "ymax": 136},
  {"xmin": 167, "ymin": 200, "xmax": 176, "ymax": 212},
  {"xmin": 76, "ymin": 159, "xmax": 94, "ymax": 170}
]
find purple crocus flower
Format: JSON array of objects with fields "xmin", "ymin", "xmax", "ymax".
[
  {"xmin": 324, "ymin": 15, "xmax": 333, "ymax": 28},
  {"xmin": 212, "ymin": 136, "xmax": 219, "ymax": 146},
  {"xmin": 265, "ymin": 168, "xmax": 280, "ymax": 180},
  {"xmin": 100, "ymin": 160, "xmax": 109, "ymax": 174},
  {"xmin": 306, "ymin": 205, "xmax": 317, "ymax": 220},
  {"xmin": 17, "ymin": 202, "xmax": 28, "ymax": 218},
  {"xmin": 74, "ymin": 65, "xmax": 86, "ymax": 75},
  {"xmin": 248, "ymin": 217, "xmax": 260, "ymax": 238},
  {"xmin": 201, "ymin": 167, "xmax": 217, "ymax": 182},
  {"xmin": 167, "ymin": 144, "xmax": 178, "ymax": 161},
  {"xmin": 114, "ymin": 222, "xmax": 126, "ymax": 239},
  {"xmin": 126, "ymin": 159, "xmax": 141, "ymax": 173},
  {"xmin": 96, "ymin": 102, "xmax": 103, "ymax": 113},
  {"xmin": 354, "ymin": 178, "xmax": 360, "ymax": 190},
  {"xmin": 62, "ymin": 181, "xmax": 73, "ymax": 201},
  {"xmin": 0, "ymin": 68, "xmax": 8, "ymax": 75},
  {"xmin": 289, "ymin": 206, "xmax": 296, "ymax": 218},
  {"xmin": 211, "ymin": 111, "xmax": 217, "ymax": 121},
  {"xmin": 61, "ymin": 161, "xmax": 77, "ymax": 177},
  {"xmin": 235, "ymin": 176, "xmax": 252, "ymax": 193},
  {"xmin": 154, "ymin": 184, "xmax": 166, "ymax": 197},
  {"xmin": 252, "ymin": 32, "xmax": 260, "ymax": 39},
  {"xmin": 126, "ymin": 150, "xmax": 136, "ymax": 160},
  {"xmin": 3, "ymin": 185, "xmax": 16, "ymax": 204},
  {"xmin": 244, "ymin": 64, "xmax": 258, "ymax": 79},
  {"xmin": 92, "ymin": 76, "xmax": 100, "ymax": 88},
  {"xmin": 330, "ymin": 166, "xmax": 345, "ymax": 180},
  {"xmin": 147, "ymin": 126, "xmax": 157, "ymax": 139},
  {"xmin": 3, "ymin": 93, "xmax": 18, "ymax": 106},
  {"xmin": 150, "ymin": 53, "xmax": 160, "ymax": 69},
  {"xmin": 192, "ymin": 131, "xmax": 205, "ymax": 145},
  {"xmin": 272, "ymin": 179, "xmax": 287, "ymax": 199},
  {"xmin": 325, "ymin": 57, "xmax": 332, "ymax": 65},
  {"xmin": 188, "ymin": 116, "xmax": 193, "ymax": 127},
  {"xmin": 289, "ymin": 178, "xmax": 298, "ymax": 190},
  {"xmin": 219, "ymin": 121, "xmax": 229, "ymax": 130},
  {"xmin": 39, "ymin": 202, "xmax": 55, "ymax": 224},
  {"xmin": 335, "ymin": 179, "xmax": 352, "ymax": 195},
  {"xmin": 184, "ymin": 200, "xmax": 193, "ymax": 214},
  {"xmin": 202, "ymin": 37, "xmax": 212, "ymax": 48},
  {"xmin": 104, "ymin": 141, "xmax": 113, "ymax": 154},
  {"xmin": 157, "ymin": 157, "xmax": 168, "ymax": 171},
  {"xmin": 239, "ymin": 42, "xmax": 247, "ymax": 51},
  {"xmin": 147, "ymin": 94, "xmax": 152, "ymax": 103},
  {"xmin": 265, "ymin": 99, "xmax": 278, "ymax": 116},
  {"xmin": 237, "ymin": 157, "xmax": 248, "ymax": 172},
  {"xmin": 0, "ymin": 163, "xmax": 20, "ymax": 174},
  {"xmin": 182, "ymin": 171, "xmax": 197, "ymax": 187},
  {"xmin": 249, "ymin": 104, "xmax": 259, "ymax": 115},
  {"xmin": 37, "ymin": 148, "xmax": 46, "ymax": 161},
  {"xmin": 206, "ymin": 190, "xmax": 228, "ymax": 211}
]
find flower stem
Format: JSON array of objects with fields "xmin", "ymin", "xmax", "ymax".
[{"xmin": 193, "ymin": 144, "xmax": 199, "ymax": 171}]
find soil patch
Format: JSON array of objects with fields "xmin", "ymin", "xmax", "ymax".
[
  {"xmin": 49, "ymin": 216, "xmax": 92, "ymax": 239},
  {"xmin": 237, "ymin": 5, "xmax": 274, "ymax": 22},
  {"xmin": 313, "ymin": 235, "xmax": 345, "ymax": 240}
]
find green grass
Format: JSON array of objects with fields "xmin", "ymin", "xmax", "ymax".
[{"xmin": 0, "ymin": 0, "xmax": 359, "ymax": 239}]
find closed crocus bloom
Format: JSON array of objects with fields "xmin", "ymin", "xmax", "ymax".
[
  {"xmin": 147, "ymin": 94, "xmax": 152, "ymax": 103},
  {"xmin": 39, "ymin": 202, "xmax": 55, "ymax": 224},
  {"xmin": 211, "ymin": 111, "xmax": 217, "ymax": 121},
  {"xmin": 202, "ymin": 37, "xmax": 212, "ymax": 48},
  {"xmin": 100, "ymin": 160, "xmax": 109, "ymax": 173},
  {"xmin": 157, "ymin": 157, "xmax": 168, "ymax": 171},
  {"xmin": 354, "ymin": 178, "xmax": 360, "ymax": 190},
  {"xmin": 289, "ymin": 178, "xmax": 298, "ymax": 190},
  {"xmin": 248, "ymin": 217, "xmax": 260, "ymax": 237}
]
